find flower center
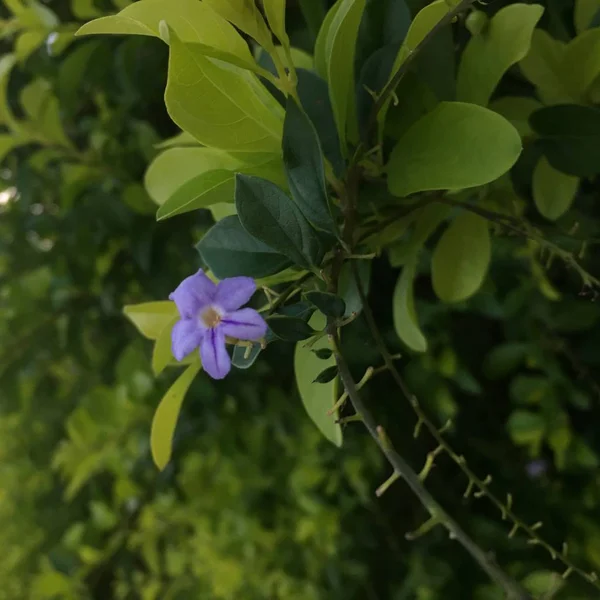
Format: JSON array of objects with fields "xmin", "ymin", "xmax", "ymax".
[{"xmin": 200, "ymin": 306, "xmax": 222, "ymax": 329}]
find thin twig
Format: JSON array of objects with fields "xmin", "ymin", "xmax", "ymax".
[{"xmin": 328, "ymin": 323, "xmax": 531, "ymax": 600}]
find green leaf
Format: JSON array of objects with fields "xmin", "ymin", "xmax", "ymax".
[
  {"xmin": 456, "ymin": 4, "xmax": 544, "ymax": 106},
  {"xmin": 338, "ymin": 259, "xmax": 371, "ymax": 317},
  {"xmin": 165, "ymin": 32, "xmax": 283, "ymax": 152},
  {"xmin": 431, "ymin": 212, "xmax": 491, "ymax": 303},
  {"xmin": 387, "ymin": 102, "xmax": 522, "ymax": 197},
  {"xmin": 530, "ymin": 104, "xmax": 600, "ymax": 177},
  {"xmin": 0, "ymin": 135, "xmax": 17, "ymax": 163},
  {"xmin": 314, "ymin": 0, "xmax": 343, "ymax": 79},
  {"xmin": 182, "ymin": 42, "xmax": 268, "ymax": 78},
  {"xmin": 575, "ymin": 0, "xmax": 600, "ymax": 33},
  {"xmin": 145, "ymin": 147, "xmax": 283, "ymax": 206},
  {"xmin": 563, "ymin": 29, "xmax": 600, "ymax": 100},
  {"xmin": 264, "ymin": 0, "xmax": 289, "ymax": 46},
  {"xmin": 324, "ymin": 0, "xmax": 367, "ymax": 154},
  {"xmin": 152, "ymin": 316, "xmax": 179, "ymax": 376},
  {"xmin": 197, "ymin": 215, "xmax": 291, "ymax": 279},
  {"xmin": 235, "ymin": 174, "xmax": 324, "ymax": 269},
  {"xmin": 15, "ymin": 31, "xmax": 46, "ymax": 62},
  {"xmin": 519, "ymin": 30, "xmax": 573, "ymax": 105},
  {"xmin": 313, "ymin": 348, "xmax": 333, "ymax": 360},
  {"xmin": 294, "ymin": 312, "xmax": 342, "ymax": 446},
  {"xmin": 483, "ymin": 343, "xmax": 530, "ymax": 380},
  {"xmin": 313, "ymin": 365, "xmax": 338, "ymax": 384},
  {"xmin": 523, "ymin": 571, "xmax": 564, "ymax": 597},
  {"xmin": 533, "ymin": 156, "xmax": 579, "ymax": 220},
  {"xmin": 296, "ymin": 68, "xmax": 345, "ymax": 177},
  {"xmin": 393, "ymin": 259, "xmax": 427, "ymax": 352},
  {"xmin": 489, "ymin": 96, "xmax": 543, "ymax": 137},
  {"xmin": 282, "ymin": 97, "xmax": 334, "ymax": 232},
  {"xmin": 157, "ymin": 170, "xmax": 234, "ymax": 220},
  {"xmin": 150, "ymin": 362, "xmax": 201, "ymax": 471},
  {"xmin": 76, "ymin": 0, "xmax": 252, "ymax": 62},
  {"xmin": 123, "ymin": 302, "xmax": 178, "ymax": 340},
  {"xmin": 203, "ymin": 0, "xmax": 274, "ymax": 50},
  {"xmin": 506, "ymin": 409, "xmax": 545, "ymax": 450},
  {"xmin": 305, "ymin": 291, "xmax": 346, "ymax": 318},
  {"xmin": 268, "ymin": 315, "xmax": 316, "ymax": 341}
]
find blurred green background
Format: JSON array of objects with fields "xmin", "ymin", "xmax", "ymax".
[{"xmin": 2, "ymin": 0, "xmax": 600, "ymax": 598}]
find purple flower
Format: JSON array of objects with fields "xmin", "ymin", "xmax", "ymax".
[{"xmin": 169, "ymin": 270, "xmax": 267, "ymax": 379}]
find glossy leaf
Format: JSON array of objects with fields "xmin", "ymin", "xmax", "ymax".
[
  {"xmin": 533, "ymin": 156, "xmax": 579, "ymax": 220},
  {"xmin": 294, "ymin": 313, "xmax": 342, "ymax": 446},
  {"xmin": 197, "ymin": 215, "xmax": 291, "ymax": 279},
  {"xmin": 77, "ymin": 0, "xmax": 252, "ymax": 61},
  {"xmin": 431, "ymin": 212, "xmax": 491, "ymax": 303},
  {"xmin": 264, "ymin": 0, "xmax": 289, "ymax": 46},
  {"xmin": 296, "ymin": 68, "xmax": 345, "ymax": 176},
  {"xmin": 203, "ymin": 0, "xmax": 274, "ymax": 50},
  {"xmin": 325, "ymin": 0, "xmax": 367, "ymax": 153},
  {"xmin": 305, "ymin": 291, "xmax": 346, "ymax": 318},
  {"xmin": 313, "ymin": 365, "xmax": 338, "ymax": 384},
  {"xmin": 123, "ymin": 302, "xmax": 178, "ymax": 340},
  {"xmin": 456, "ymin": 4, "xmax": 544, "ymax": 106},
  {"xmin": 282, "ymin": 97, "xmax": 334, "ymax": 232},
  {"xmin": 235, "ymin": 174, "xmax": 324, "ymax": 269},
  {"xmin": 530, "ymin": 104, "xmax": 600, "ymax": 177},
  {"xmin": 150, "ymin": 362, "xmax": 201, "ymax": 471},
  {"xmin": 314, "ymin": 0, "xmax": 343, "ymax": 78},
  {"xmin": 268, "ymin": 315, "xmax": 316, "ymax": 341},
  {"xmin": 165, "ymin": 32, "xmax": 283, "ymax": 152},
  {"xmin": 387, "ymin": 102, "xmax": 522, "ymax": 197},
  {"xmin": 392, "ymin": 259, "xmax": 427, "ymax": 352}
]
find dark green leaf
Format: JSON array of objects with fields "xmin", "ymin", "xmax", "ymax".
[
  {"xmin": 283, "ymin": 97, "xmax": 334, "ymax": 232},
  {"xmin": 235, "ymin": 174, "xmax": 324, "ymax": 269},
  {"xmin": 297, "ymin": 69, "xmax": 345, "ymax": 176},
  {"xmin": 338, "ymin": 260, "xmax": 371, "ymax": 317},
  {"xmin": 231, "ymin": 342, "xmax": 263, "ymax": 369},
  {"xmin": 267, "ymin": 315, "xmax": 316, "ymax": 341},
  {"xmin": 197, "ymin": 215, "xmax": 291, "ymax": 279},
  {"xmin": 313, "ymin": 348, "xmax": 333, "ymax": 360},
  {"xmin": 279, "ymin": 301, "xmax": 316, "ymax": 321},
  {"xmin": 530, "ymin": 104, "xmax": 600, "ymax": 177},
  {"xmin": 313, "ymin": 365, "xmax": 338, "ymax": 383},
  {"xmin": 305, "ymin": 291, "xmax": 346, "ymax": 318}
]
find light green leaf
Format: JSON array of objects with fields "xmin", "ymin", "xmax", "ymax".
[
  {"xmin": 209, "ymin": 202, "xmax": 237, "ymax": 222},
  {"xmin": 264, "ymin": 0, "xmax": 289, "ymax": 46},
  {"xmin": 165, "ymin": 32, "xmax": 283, "ymax": 152},
  {"xmin": 156, "ymin": 154, "xmax": 285, "ymax": 219},
  {"xmin": 563, "ymin": 28, "xmax": 600, "ymax": 100},
  {"xmin": 384, "ymin": 0, "xmax": 450, "ymax": 127},
  {"xmin": 155, "ymin": 130, "xmax": 198, "ymax": 149},
  {"xmin": 489, "ymin": 96, "xmax": 543, "ymax": 137},
  {"xmin": 152, "ymin": 316, "xmax": 179, "ymax": 376},
  {"xmin": 314, "ymin": 0, "xmax": 343, "ymax": 79},
  {"xmin": 294, "ymin": 312, "xmax": 342, "ymax": 446},
  {"xmin": 325, "ymin": 0, "xmax": 366, "ymax": 154},
  {"xmin": 76, "ymin": 0, "xmax": 252, "ymax": 61},
  {"xmin": 519, "ymin": 30, "xmax": 574, "ymax": 104},
  {"xmin": 457, "ymin": 4, "xmax": 544, "ymax": 106},
  {"xmin": 507, "ymin": 409, "xmax": 545, "ymax": 451},
  {"xmin": 235, "ymin": 174, "xmax": 324, "ymax": 269},
  {"xmin": 387, "ymin": 102, "xmax": 522, "ymax": 197},
  {"xmin": 575, "ymin": 0, "xmax": 600, "ymax": 33},
  {"xmin": 184, "ymin": 42, "xmax": 268, "ymax": 78},
  {"xmin": 123, "ymin": 301, "xmax": 178, "ymax": 340},
  {"xmin": 0, "ymin": 135, "xmax": 17, "ymax": 163},
  {"xmin": 157, "ymin": 170, "xmax": 234, "ymax": 220},
  {"xmin": 432, "ymin": 212, "xmax": 491, "ymax": 303},
  {"xmin": 15, "ymin": 30, "xmax": 46, "ymax": 62},
  {"xmin": 72, "ymin": 0, "xmax": 103, "ymax": 19},
  {"xmin": 523, "ymin": 571, "xmax": 564, "ymax": 597},
  {"xmin": 393, "ymin": 258, "xmax": 427, "ymax": 352},
  {"xmin": 203, "ymin": 0, "xmax": 274, "ymax": 50},
  {"xmin": 151, "ymin": 362, "xmax": 201, "ymax": 470},
  {"xmin": 533, "ymin": 156, "xmax": 580, "ymax": 221}
]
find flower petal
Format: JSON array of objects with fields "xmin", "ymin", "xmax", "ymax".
[
  {"xmin": 214, "ymin": 277, "xmax": 256, "ymax": 311},
  {"xmin": 220, "ymin": 308, "xmax": 267, "ymax": 341},
  {"xmin": 200, "ymin": 327, "xmax": 231, "ymax": 380},
  {"xmin": 169, "ymin": 269, "xmax": 216, "ymax": 319},
  {"xmin": 171, "ymin": 319, "xmax": 204, "ymax": 361}
]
